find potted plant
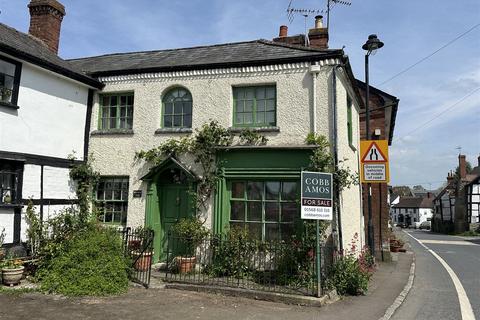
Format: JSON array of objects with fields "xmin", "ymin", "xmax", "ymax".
[
  {"xmin": 2, "ymin": 257, "xmax": 24, "ymax": 286},
  {"xmin": 3, "ymin": 195, "xmax": 11, "ymax": 204},
  {"xmin": 1, "ymin": 87, "xmax": 12, "ymax": 103},
  {"xmin": 130, "ymin": 227, "xmax": 154, "ymax": 271},
  {"xmin": 171, "ymin": 218, "xmax": 209, "ymax": 273}
]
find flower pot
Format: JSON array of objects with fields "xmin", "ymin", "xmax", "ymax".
[
  {"xmin": 177, "ymin": 256, "xmax": 196, "ymax": 274},
  {"xmin": 2, "ymin": 266, "xmax": 24, "ymax": 286},
  {"xmin": 133, "ymin": 251, "xmax": 153, "ymax": 271}
]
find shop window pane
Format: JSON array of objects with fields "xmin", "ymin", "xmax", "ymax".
[
  {"xmin": 230, "ymin": 201, "xmax": 245, "ymax": 221},
  {"xmin": 281, "ymin": 202, "xmax": 297, "ymax": 222},
  {"xmin": 280, "ymin": 224, "xmax": 294, "ymax": 240},
  {"xmin": 246, "ymin": 223, "xmax": 262, "ymax": 239},
  {"xmin": 265, "ymin": 182, "xmax": 280, "ymax": 200},
  {"xmin": 265, "ymin": 202, "xmax": 279, "ymax": 222},
  {"xmin": 282, "ymin": 182, "xmax": 297, "ymax": 200},
  {"xmin": 247, "ymin": 202, "xmax": 262, "ymax": 221},
  {"xmin": 247, "ymin": 182, "xmax": 263, "ymax": 200},
  {"xmin": 265, "ymin": 224, "xmax": 279, "ymax": 241},
  {"xmin": 231, "ymin": 182, "xmax": 245, "ymax": 198}
]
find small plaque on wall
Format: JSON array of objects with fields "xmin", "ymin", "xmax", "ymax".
[{"xmin": 133, "ymin": 190, "xmax": 142, "ymax": 198}]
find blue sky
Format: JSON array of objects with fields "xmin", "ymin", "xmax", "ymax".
[{"xmin": 1, "ymin": 0, "xmax": 479, "ymax": 189}]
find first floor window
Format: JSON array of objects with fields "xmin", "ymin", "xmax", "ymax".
[
  {"xmin": 0, "ymin": 56, "xmax": 21, "ymax": 105},
  {"xmin": 233, "ymin": 85, "xmax": 276, "ymax": 127},
  {"xmin": 162, "ymin": 87, "xmax": 193, "ymax": 128},
  {"xmin": 229, "ymin": 180, "xmax": 298, "ymax": 241},
  {"xmin": 0, "ymin": 161, "xmax": 22, "ymax": 205},
  {"xmin": 95, "ymin": 177, "xmax": 129, "ymax": 225},
  {"xmin": 99, "ymin": 93, "xmax": 134, "ymax": 130}
]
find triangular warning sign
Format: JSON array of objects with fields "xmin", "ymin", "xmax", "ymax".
[{"xmin": 361, "ymin": 142, "xmax": 387, "ymax": 163}]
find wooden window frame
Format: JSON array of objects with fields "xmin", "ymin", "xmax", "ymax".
[
  {"xmin": 233, "ymin": 85, "xmax": 276, "ymax": 128},
  {"xmin": 161, "ymin": 88, "xmax": 193, "ymax": 129},
  {"xmin": 95, "ymin": 176, "xmax": 129, "ymax": 226},
  {"xmin": 0, "ymin": 55, "xmax": 22, "ymax": 109},
  {"xmin": 98, "ymin": 93, "xmax": 134, "ymax": 130},
  {"xmin": 229, "ymin": 180, "xmax": 298, "ymax": 241}
]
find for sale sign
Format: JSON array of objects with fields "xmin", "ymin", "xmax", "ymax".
[{"xmin": 301, "ymin": 171, "xmax": 333, "ymax": 220}]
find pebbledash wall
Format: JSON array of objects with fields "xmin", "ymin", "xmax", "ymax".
[
  {"xmin": 0, "ymin": 57, "xmax": 90, "ymax": 244},
  {"xmin": 88, "ymin": 60, "xmax": 364, "ymax": 253}
]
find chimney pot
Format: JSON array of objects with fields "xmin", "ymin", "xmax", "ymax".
[
  {"xmin": 279, "ymin": 25, "xmax": 288, "ymax": 38},
  {"xmin": 314, "ymin": 15, "xmax": 324, "ymax": 29},
  {"xmin": 28, "ymin": 0, "xmax": 66, "ymax": 54}
]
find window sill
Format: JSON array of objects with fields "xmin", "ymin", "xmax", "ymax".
[
  {"xmin": 155, "ymin": 128, "xmax": 193, "ymax": 134},
  {"xmin": 0, "ymin": 101, "xmax": 19, "ymax": 110},
  {"xmin": 91, "ymin": 129, "xmax": 134, "ymax": 136},
  {"xmin": 228, "ymin": 126, "xmax": 280, "ymax": 133}
]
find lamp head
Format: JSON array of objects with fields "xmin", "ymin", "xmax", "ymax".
[{"xmin": 362, "ymin": 34, "xmax": 384, "ymax": 54}]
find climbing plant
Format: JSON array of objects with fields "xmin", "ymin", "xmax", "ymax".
[
  {"xmin": 68, "ymin": 153, "xmax": 100, "ymax": 224},
  {"xmin": 136, "ymin": 121, "xmax": 268, "ymax": 214}
]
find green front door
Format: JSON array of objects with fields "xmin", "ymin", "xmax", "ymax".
[{"xmin": 158, "ymin": 184, "xmax": 191, "ymax": 261}]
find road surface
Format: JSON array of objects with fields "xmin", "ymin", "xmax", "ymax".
[{"xmin": 392, "ymin": 229, "xmax": 479, "ymax": 320}]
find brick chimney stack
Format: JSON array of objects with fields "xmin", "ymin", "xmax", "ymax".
[
  {"xmin": 459, "ymin": 154, "xmax": 467, "ymax": 179},
  {"xmin": 28, "ymin": 0, "xmax": 66, "ymax": 54},
  {"xmin": 279, "ymin": 25, "xmax": 288, "ymax": 38},
  {"xmin": 308, "ymin": 15, "xmax": 329, "ymax": 49}
]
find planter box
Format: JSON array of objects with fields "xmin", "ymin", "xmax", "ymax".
[
  {"xmin": 133, "ymin": 251, "xmax": 153, "ymax": 271},
  {"xmin": 2, "ymin": 266, "xmax": 24, "ymax": 286}
]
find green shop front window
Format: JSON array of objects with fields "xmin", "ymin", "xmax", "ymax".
[
  {"xmin": 229, "ymin": 180, "xmax": 298, "ymax": 241},
  {"xmin": 233, "ymin": 85, "xmax": 276, "ymax": 127},
  {"xmin": 95, "ymin": 177, "xmax": 129, "ymax": 225}
]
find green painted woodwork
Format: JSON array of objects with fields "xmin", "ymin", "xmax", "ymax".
[
  {"xmin": 214, "ymin": 148, "xmax": 312, "ymax": 235},
  {"xmin": 98, "ymin": 92, "xmax": 134, "ymax": 130},
  {"xmin": 144, "ymin": 158, "xmax": 196, "ymax": 263},
  {"xmin": 161, "ymin": 87, "xmax": 193, "ymax": 128},
  {"xmin": 233, "ymin": 85, "xmax": 276, "ymax": 127}
]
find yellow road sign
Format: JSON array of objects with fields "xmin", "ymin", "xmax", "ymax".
[{"xmin": 360, "ymin": 140, "xmax": 390, "ymax": 183}]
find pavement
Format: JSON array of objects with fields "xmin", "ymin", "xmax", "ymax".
[
  {"xmin": 0, "ymin": 250, "xmax": 413, "ymax": 320},
  {"xmin": 391, "ymin": 229, "xmax": 480, "ymax": 320}
]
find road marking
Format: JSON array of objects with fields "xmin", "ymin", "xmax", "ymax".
[
  {"xmin": 404, "ymin": 231, "xmax": 476, "ymax": 320},
  {"xmin": 420, "ymin": 239, "xmax": 478, "ymax": 246}
]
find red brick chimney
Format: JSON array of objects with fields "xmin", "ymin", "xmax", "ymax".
[
  {"xmin": 308, "ymin": 15, "xmax": 329, "ymax": 49},
  {"xmin": 459, "ymin": 154, "xmax": 467, "ymax": 179},
  {"xmin": 28, "ymin": 0, "xmax": 66, "ymax": 54},
  {"xmin": 279, "ymin": 25, "xmax": 288, "ymax": 38}
]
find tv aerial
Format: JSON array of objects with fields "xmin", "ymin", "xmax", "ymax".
[{"xmin": 286, "ymin": 0, "xmax": 351, "ymax": 30}]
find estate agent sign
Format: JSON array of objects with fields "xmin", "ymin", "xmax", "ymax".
[
  {"xmin": 301, "ymin": 171, "xmax": 333, "ymax": 220},
  {"xmin": 360, "ymin": 140, "xmax": 390, "ymax": 183}
]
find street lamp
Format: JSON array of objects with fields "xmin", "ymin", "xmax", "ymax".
[{"xmin": 362, "ymin": 34, "xmax": 384, "ymax": 257}]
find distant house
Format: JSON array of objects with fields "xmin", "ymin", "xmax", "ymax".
[
  {"xmin": 391, "ymin": 196, "xmax": 434, "ymax": 228},
  {"xmin": 433, "ymin": 155, "xmax": 480, "ymax": 233},
  {"xmin": 0, "ymin": 0, "xmax": 103, "ymax": 244}
]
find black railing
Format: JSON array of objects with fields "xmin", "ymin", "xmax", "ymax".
[
  {"xmin": 164, "ymin": 233, "xmax": 333, "ymax": 297},
  {"xmin": 119, "ymin": 227, "xmax": 154, "ymax": 288}
]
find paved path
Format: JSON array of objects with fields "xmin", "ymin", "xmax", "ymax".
[
  {"xmin": 392, "ymin": 230, "xmax": 479, "ymax": 320},
  {"xmin": 0, "ymin": 253, "xmax": 412, "ymax": 320}
]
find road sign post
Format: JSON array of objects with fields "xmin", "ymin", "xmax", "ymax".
[{"xmin": 301, "ymin": 171, "xmax": 333, "ymax": 297}]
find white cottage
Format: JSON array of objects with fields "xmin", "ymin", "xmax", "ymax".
[
  {"xmin": 67, "ymin": 17, "xmax": 365, "ymax": 263},
  {"xmin": 0, "ymin": 0, "xmax": 103, "ymax": 244}
]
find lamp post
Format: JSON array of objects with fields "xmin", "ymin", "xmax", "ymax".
[{"xmin": 362, "ymin": 34, "xmax": 384, "ymax": 257}]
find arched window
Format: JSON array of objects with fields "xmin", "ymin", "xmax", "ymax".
[{"xmin": 162, "ymin": 88, "xmax": 192, "ymax": 128}]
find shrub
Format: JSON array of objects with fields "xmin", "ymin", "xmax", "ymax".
[
  {"xmin": 326, "ymin": 234, "xmax": 375, "ymax": 296},
  {"xmin": 171, "ymin": 218, "xmax": 209, "ymax": 256},
  {"xmin": 37, "ymin": 227, "xmax": 129, "ymax": 296}
]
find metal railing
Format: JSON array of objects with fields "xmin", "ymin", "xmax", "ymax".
[
  {"xmin": 119, "ymin": 227, "xmax": 154, "ymax": 288},
  {"xmin": 164, "ymin": 232, "xmax": 333, "ymax": 296}
]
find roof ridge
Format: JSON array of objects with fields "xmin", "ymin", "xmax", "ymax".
[
  {"xmin": 67, "ymin": 39, "xmax": 263, "ymax": 61},
  {"xmin": 257, "ymin": 38, "xmax": 341, "ymax": 53}
]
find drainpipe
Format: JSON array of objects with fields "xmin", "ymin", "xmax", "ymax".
[
  {"xmin": 310, "ymin": 62, "xmax": 320, "ymax": 133},
  {"xmin": 332, "ymin": 66, "xmax": 343, "ymax": 251}
]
